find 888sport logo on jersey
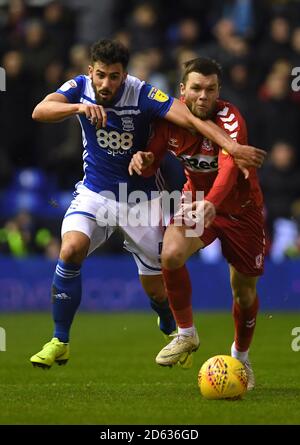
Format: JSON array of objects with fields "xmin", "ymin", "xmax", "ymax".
[{"xmin": 96, "ymin": 128, "xmax": 133, "ymax": 156}]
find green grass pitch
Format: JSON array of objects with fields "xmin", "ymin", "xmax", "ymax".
[{"xmin": 0, "ymin": 311, "xmax": 300, "ymax": 425}]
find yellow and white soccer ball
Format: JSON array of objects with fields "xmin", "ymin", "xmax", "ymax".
[{"xmin": 198, "ymin": 355, "xmax": 248, "ymax": 400}]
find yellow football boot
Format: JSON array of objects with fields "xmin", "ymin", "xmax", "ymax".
[{"xmin": 30, "ymin": 338, "xmax": 69, "ymax": 369}]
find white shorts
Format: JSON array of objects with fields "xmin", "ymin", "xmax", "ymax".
[{"xmin": 61, "ymin": 182, "xmax": 163, "ymax": 275}]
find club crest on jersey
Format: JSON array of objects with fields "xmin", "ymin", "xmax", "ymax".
[
  {"xmin": 148, "ymin": 87, "xmax": 169, "ymax": 102},
  {"xmin": 202, "ymin": 138, "xmax": 213, "ymax": 152},
  {"xmin": 168, "ymin": 138, "xmax": 179, "ymax": 148},
  {"xmin": 121, "ymin": 116, "xmax": 134, "ymax": 131},
  {"xmin": 59, "ymin": 79, "xmax": 78, "ymax": 92}
]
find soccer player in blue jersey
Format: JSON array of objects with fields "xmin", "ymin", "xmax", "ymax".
[{"xmin": 29, "ymin": 39, "xmax": 265, "ymax": 368}]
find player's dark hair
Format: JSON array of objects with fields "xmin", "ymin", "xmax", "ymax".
[
  {"xmin": 90, "ymin": 39, "xmax": 130, "ymax": 69},
  {"xmin": 182, "ymin": 57, "xmax": 222, "ymax": 86}
]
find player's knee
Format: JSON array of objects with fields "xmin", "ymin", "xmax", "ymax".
[
  {"xmin": 232, "ymin": 285, "xmax": 256, "ymax": 308},
  {"xmin": 161, "ymin": 245, "xmax": 185, "ymax": 270},
  {"xmin": 60, "ymin": 243, "xmax": 87, "ymax": 264}
]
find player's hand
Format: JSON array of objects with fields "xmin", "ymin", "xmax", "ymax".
[
  {"xmin": 128, "ymin": 151, "xmax": 155, "ymax": 176},
  {"xmin": 227, "ymin": 141, "xmax": 267, "ymax": 170},
  {"xmin": 182, "ymin": 200, "xmax": 216, "ymax": 228},
  {"xmin": 192, "ymin": 200, "xmax": 216, "ymax": 228},
  {"xmin": 77, "ymin": 103, "xmax": 107, "ymax": 129}
]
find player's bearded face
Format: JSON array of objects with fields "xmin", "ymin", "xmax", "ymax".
[
  {"xmin": 89, "ymin": 61, "xmax": 127, "ymax": 105},
  {"xmin": 181, "ymin": 73, "xmax": 220, "ymax": 120}
]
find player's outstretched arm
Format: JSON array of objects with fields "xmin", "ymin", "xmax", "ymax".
[
  {"xmin": 165, "ymin": 99, "xmax": 266, "ymax": 169},
  {"xmin": 32, "ymin": 93, "xmax": 107, "ymax": 128}
]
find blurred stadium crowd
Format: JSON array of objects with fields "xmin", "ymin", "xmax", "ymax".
[{"xmin": 0, "ymin": 0, "xmax": 300, "ymax": 261}]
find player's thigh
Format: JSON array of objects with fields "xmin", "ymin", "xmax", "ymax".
[
  {"xmin": 123, "ymin": 224, "xmax": 163, "ymax": 274},
  {"xmin": 62, "ymin": 215, "xmax": 114, "ymax": 258},
  {"xmin": 161, "ymin": 224, "xmax": 204, "ymax": 269},
  {"xmin": 217, "ymin": 208, "xmax": 265, "ymax": 277},
  {"xmin": 122, "ymin": 197, "xmax": 163, "ymax": 262},
  {"xmin": 62, "ymin": 184, "xmax": 115, "ymax": 258},
  {"xmin": 229, "ymin": 265, "xmax": 259, "ymax": 307}
]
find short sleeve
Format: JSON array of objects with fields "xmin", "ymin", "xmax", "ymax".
[
  {"xmin": 56, "ymin": 75, "xmax": 86, "ymax": 104},
  {"xmin": 139, "ymin": 84, "xmax": 174, "ymax": 119}
]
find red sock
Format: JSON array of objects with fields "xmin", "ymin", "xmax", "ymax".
[
  {"xmin": 162, "ymin": 265, "xmax": 193, "ymax": 328},
  {"xmin": 233, "ymin": 296, "xmax": 259, "ymax": 352}
]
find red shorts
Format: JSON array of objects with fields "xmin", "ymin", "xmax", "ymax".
[{"xmin": 200, "ymin": 206, "xmax": 265, "ymax": 276}]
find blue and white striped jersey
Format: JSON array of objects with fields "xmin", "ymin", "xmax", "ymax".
[{"xmin": 56, "ymin": 74, "xmax": 174, "ymax": 199}]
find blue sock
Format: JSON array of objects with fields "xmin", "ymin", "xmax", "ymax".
[
  {"xmin": 150, "ymin": 298, "xmax": 176, "ymax": 335},
  {"xmin": 51, "ymin": 259, "xmax": 82, "ymax": 343}
]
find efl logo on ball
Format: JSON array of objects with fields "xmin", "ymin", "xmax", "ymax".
[{"xmin": 198, "ymin": 355, "xmax": 247, "ymax": 400}]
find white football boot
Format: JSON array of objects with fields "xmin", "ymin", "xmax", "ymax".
[
  {"xmin": 156, "ymin": 330, "xmax": 200, "ymax": 367},
  {"xmin": 231, "ymin": 342, "xmax": 255, "ymax": 390}
]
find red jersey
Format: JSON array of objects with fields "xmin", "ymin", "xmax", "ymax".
[{"xmin": 145, "ymin": 99, "xmax": 263, "ymax": 215}]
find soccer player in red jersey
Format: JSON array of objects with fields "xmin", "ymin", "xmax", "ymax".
[{"xmin": 129, "ymin": 58, "xmax": 265, "ymax": 389}]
